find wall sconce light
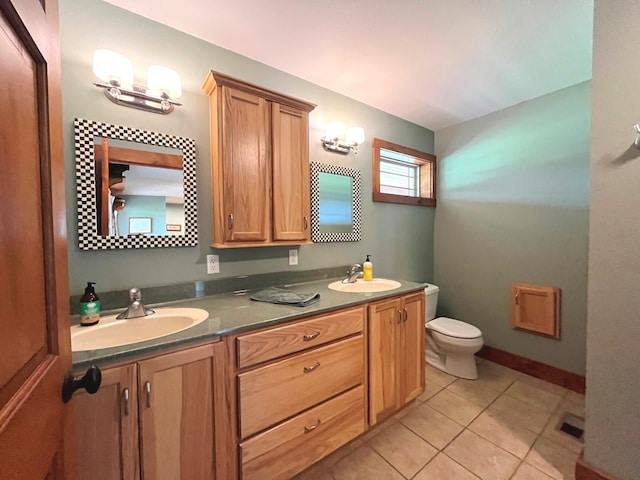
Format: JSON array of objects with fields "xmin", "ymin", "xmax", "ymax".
[
  {"xmin": 321, "ymin": 121, "xmax": 365, "ymax": 154},
  {"xmin": 92, "ymin": 50, "xmax": 182, "ymax": 115}
]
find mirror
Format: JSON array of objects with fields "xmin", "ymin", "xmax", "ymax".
[
  {"xmin": 310, "ymin": 162, "xmax": 362, "ymax": 242},
  {"xmin": 74, "ymin": 118, "xmax": 198, "ymax": 250}
]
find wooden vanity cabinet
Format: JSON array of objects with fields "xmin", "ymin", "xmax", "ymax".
[
  {"xmin": 69, "ymin": 343, "xmax": 220, "ymax": 480},
  {"xmin": 368, "ymin": 291, "xmax": 425, "ymax": 426},
  {"xmin": 232, "ymin": 306, "xmax": 367, "ymax": 479},
  {"xmin": 202, "ymin": 71, "xmax": 315, "ymax": 248}
]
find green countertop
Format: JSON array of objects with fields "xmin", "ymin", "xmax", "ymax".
[{"xmin": 72, "ymin": 278, "xmax": 429, "ymax": 369}]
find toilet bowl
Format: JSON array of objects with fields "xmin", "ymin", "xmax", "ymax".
[{"xmin": 424, "ymin": 285, "xmax": 484, "ymax": 380}]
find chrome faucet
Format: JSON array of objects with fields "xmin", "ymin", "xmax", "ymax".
[
  {"xmin": 116, "ymin": 287, "xmax": 155, "ymax": 319},
  {"xmin": 342, "ymin": 264, "xmax": 363, "ymax": 284}
]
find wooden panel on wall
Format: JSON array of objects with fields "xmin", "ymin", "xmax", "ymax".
[{"xmin": 512, "ymin": 283, "xmax": 560, "ymax": 338}]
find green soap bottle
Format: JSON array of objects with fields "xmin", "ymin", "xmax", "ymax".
[{"xmin": 80, "ymin": 282, "xmax": 100, "ymax": 326}]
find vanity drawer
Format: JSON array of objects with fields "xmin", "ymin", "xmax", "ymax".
[
  {"xmin": 238, "ymin": 335, "xmax": 364, "ymax": 439},
  {"xmin": 240, "ymin": 385, "xmax": 365, "ymax": 480},
  {"xmin": 236, "ymin": 306, "xmax": 364, "ymax": 369}
]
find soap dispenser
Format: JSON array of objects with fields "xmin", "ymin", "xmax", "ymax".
[
  {"xmin": 80, "ymin": 282, "xmax": 101, "ymax": 326},
  {"xmin": 363, "ymin": 255, "xmax": 373, "ymax": 281}
]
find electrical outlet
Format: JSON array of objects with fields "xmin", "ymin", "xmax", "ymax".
[
  {"xmin": 206, "ymin": 254, "xmax": 220, "ymax": 274},
  {"xmin": 288, "ymin": 249, "xmax": 298, "ymax": 266}
]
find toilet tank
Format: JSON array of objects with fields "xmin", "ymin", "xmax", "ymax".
[{"xmin": 424, "ymin": 283, "xmax": 440, "ymax": 321}]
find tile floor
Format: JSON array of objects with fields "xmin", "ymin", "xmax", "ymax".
[{"xmin": 295, "ymin": 359, "xmax": 584, "ymax": 480}]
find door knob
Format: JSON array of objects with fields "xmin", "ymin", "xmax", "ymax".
[{"xmin": 62, "ymin": 365, "xmax": 102, "ymax": 403}]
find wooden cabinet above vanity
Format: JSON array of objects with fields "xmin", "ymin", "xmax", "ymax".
[{"xmin": 202, "ymin": 71, "xmax": 316, "ymax": 248}]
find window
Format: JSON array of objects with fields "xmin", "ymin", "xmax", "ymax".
[{"xmin": 372, "ymin": 138, "xmax": 436, "ymax": 206}]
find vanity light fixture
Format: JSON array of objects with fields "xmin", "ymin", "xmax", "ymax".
[
  {"xmin": 92, "ymin": 50, "xmax": 182, "ymax": 115},
  {"xmin": 321, "ymin": 121, "xmax": 365, "ymax": 155}
]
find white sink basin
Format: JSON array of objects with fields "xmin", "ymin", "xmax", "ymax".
[
  {"xmin": 328, "ymin": 278, "xmax": 402, "ymax": 293},
  {"xmin": 71, "ymin": 308, "xmax": 209, "ymax": 351}
]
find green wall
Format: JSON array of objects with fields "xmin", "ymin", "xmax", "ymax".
[
  {"xmin": 60, "ymin": 0, "xmax": 435, "ymax": 294},
  {"xmin": 586, "ymin": 1, "xmax": 640, "ymax": 477},
  {"xmin": 434, "ymin": 82, "xmax": 590, "ymax": 375}
]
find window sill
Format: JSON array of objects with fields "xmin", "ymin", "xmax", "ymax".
[{"xmin": 372, "ymin": 192, "xmax": 436, "ymax": 207}]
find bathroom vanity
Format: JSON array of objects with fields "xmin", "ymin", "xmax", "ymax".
[{"xmin": 67, "ymin": 279, "xmax": 426, "ymax": 480}]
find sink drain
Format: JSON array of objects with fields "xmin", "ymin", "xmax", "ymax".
[{"xmin": 556, "ymin": 412, "xmax": 584, "ymax": 440}]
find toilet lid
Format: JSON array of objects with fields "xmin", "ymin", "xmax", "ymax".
[{"xmin": 427, "ymin": 317, "xmax": 482, "ymax": 339}]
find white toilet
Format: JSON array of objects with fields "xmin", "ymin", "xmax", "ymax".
[{"xmin": 424, "ymin": 284, "xmax": 483, "ymax": 380}]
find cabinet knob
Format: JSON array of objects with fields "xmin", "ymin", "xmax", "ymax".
[
  {"xmin": 228, "ymin": 213, "xmax": 234, "ymax": 230},
  {"xmin": 62, "ymin": 365, "xmax": 102, "ymax": 403},
  {"xmin": 403, "ymin": 308, "xmax": 408, "ymax": 322},
  {"xmin": 304, "ymin": 216, "xmax": 308, "ymax": 230},
  {"xmin": 397, "ymin": 310, "xmax": 402, "ymax": 324}
]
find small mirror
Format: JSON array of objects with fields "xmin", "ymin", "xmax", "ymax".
[
  {"xmin": 74, "ymin": 118, "xmax": 198, "ymax": 250},
  {"xmin": 310, "ymin": 162, "xmax": 362, "ymax": 242}
]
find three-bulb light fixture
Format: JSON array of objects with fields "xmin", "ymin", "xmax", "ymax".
[
  {"xmin": 92, "ymin": 49, "xmax": 182, "ymax": 115},
  {"xmin": 321, "ymin": 121, "xmax": 365, "ymax": 154}
]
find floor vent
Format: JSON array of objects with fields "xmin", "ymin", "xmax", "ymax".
[{"xmin": 556, "ymin": 412, "xmax": 584, "ymax": 440}]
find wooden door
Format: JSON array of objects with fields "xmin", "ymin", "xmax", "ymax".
[
  {"xmin": 0, "ymin": 1, "xmax": 71, "ymax": 479},
  {"xmin": 138, "ymin": 345, "xmax": 216, "ymax": 480},
  {"xmin": 66, "ymin": 365, "xmax": 139, "ymax": 480},
  {"xmin": 272, "ymin": 103, "xmax": 310, "ymax": 241},
  {"xmin": 221, "ymin": 86, "xmax": 270, "ymax": 243},
  {"xmin": 368, "ymin": 298, "xmax": 401, "ymax": 426},
  {"xmin": 399, "ymin": 292, "xmax": 425, "ymax": 405}
]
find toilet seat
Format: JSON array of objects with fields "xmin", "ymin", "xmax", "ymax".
[{"xmin": 427, "ymin": 317, "xmax": 482, "ymax": 339}]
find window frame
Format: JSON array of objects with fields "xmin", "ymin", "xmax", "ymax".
[{"xmin": 372, "ymin": 138, "xmax": 437, "ymax": 207}]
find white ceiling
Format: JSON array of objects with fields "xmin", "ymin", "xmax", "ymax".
[{"xmin": 104, "ymin": 0, "xmax": 593, "ymax": 131}]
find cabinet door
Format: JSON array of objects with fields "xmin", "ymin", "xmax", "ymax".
[
  {"xmin": 138, "ymin": 345, "xmax": 216, "ymax": 480},
  {"xmin": 67, "ymin": 364, "xmax": 139, "ymax": 480},
  {"xmin": 221, "ymin": 86, "xmax": 270, "ymax": 242},
  {"xmin": 368, "ymin": 298, "xmax": 401, "ymax": 426},
  {"xmin": 399, "ymin": 292, "xmax": 425, "ymax": 405},
  {"xmin": 271, "ymin": 103, "xmax": 310, "ymax": 241}
]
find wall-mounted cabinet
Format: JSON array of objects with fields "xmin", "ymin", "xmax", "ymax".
[{"xmin": 202, "ymin": 71, "xmax": 316, "ymax": 248}]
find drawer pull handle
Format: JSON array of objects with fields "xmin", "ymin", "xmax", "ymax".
[
  {"xmin": 303, "ymin": 331, "xmax": 320, "ymax": 341},
  {"xmin": 304, "ymin": 419, "xmax": 321, "ymax": 433},
  {"xmin": 397, "ymin": 309, "xmax": 402, "ymax": 324},
  {"xmin": 123, "ymin": 388, "xmax": 130, "ymax": 415},
  {"xmin": 145, "ymin": 381, "xmax": 151, "ymax": 408},
  {"xmin": 303, "ymin": 361, "xmax": 321, "ymax": 373},
  {"xmin": 228, "ymin": 213, "xmax": 234, "ymax": 230}
]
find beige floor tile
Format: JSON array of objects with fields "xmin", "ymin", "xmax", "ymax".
[
  {"xmin": 468, "ymin": 411, "xmax": 537, "ymax": 459},
  {"xmin": 309, "ymin": 437, "xmax": 365, "ymax": 471},
  {"xmin": 444, "ymin": 430, "xmax": 520, "ymax": 480},
  {"xmin": 416, "ymin": 380, "xmax": 443, "ymax": 402},
  {"xmin": 399, "ymin": 403, "xmax": 464, "ymax": 450},
  {"xmin": 425, "ymin": 363, "xmax": 458, "ymax": 387},
  {"xmin": 560, "ymin": 391, "xmax": 586, "ymax": 418},
  {"xmin": 294, "ymin": 462, "xmax": 335, "ymax": 480},
  {"xmin": 447, "ymin": 378, "xmax": 503, "ymax": 408},
  {"xmin": 413, "ymin": 453, "xmax": 480, "ymax": 480},
  {"xmin": 427, "ymin": 389, "xmax": 484, "ymax": 426},
  {"xmin": 475, "ymin": 360, "xmax": 520, "ymax": 392},
  {"xmin": 330, "ymin": 445, "xmax": 404, "ymax": 480},
  {"xmin": 505, "ymin": 380, "xmax": 564, "ymax": 413},
  {"xmin": 511, "ymin": 463, "xmax": 555, "ymax": 480},
  {"xmin": 517, "ymin": 373, "xmax": 569, "ymax": 397},
  {"xmin": 540, "ymin": 408, "xmax": 584, "ymax": 454},
  {"xmin": 368, "ymin": 423, "xmax": 437, "ymax": 478},
  {"xmin": 488, "ymin": 394, "xmax": 553, "ymax": 434},
  {"xmin": 361, "ymin": 418, "xmax": 397, "ymax": 441},
  {"xmin": 524, "ymin": 437, "xmax": 579, "ymax": 480}
]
